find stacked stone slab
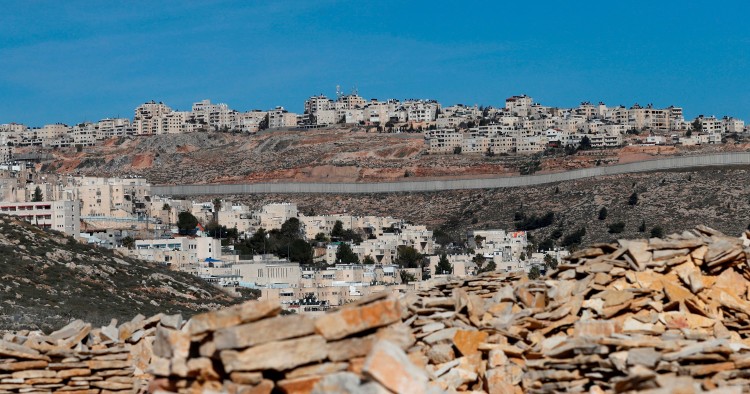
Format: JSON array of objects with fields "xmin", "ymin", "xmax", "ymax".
[
  {"xmin": 399, "ymin": 225, "xmax": 750, "ymax": 393},
  {"xmin": 147, "ymin": 293, "xmax": 441, "ymax": 393},
  {"xmin": 0, "ymin": 312, "xmax": 179, "ymax": 394},
  {"xmin": 7, "ymin": 226, "xmax": 750, "ymax": 393}
]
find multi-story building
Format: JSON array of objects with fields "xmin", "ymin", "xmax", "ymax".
[
  {"xmin": 133, "ymin": 236, "xmax": 221, "ymax": 266},
  {"xmin": 191, "ymin": 99, "xmax": 233, "ymax": 131},
  {"xmin": 133, "ymin": 101, "xmax": 172, "ymax": 135},
  {"xmin": 0, "ymin": 146, "xmax": 12, "ymax": 163},
  {"xmin": 304, "ymin": 95, "xmax": 333, "ymax": 115},
  {"xmin": 96, "ymin": 118, "xmax": 132, "ymax": 139},
  {"xmin": 63, "ymin": 177, "xmax": 151, "ymax": 218},
  {"xmin": 0, "ymin": 200, "xmax": 80, "ymax": 236},
  {"xmin": 71, "ymin": 123, "xmax": 97, "ymax": 146},
  {"xmin": 267, "ymin": 107, "xmax": 299, "ymax": 129},
  {"xmin": 254, "ymin": 203, "xmax": 298, "ymax": 230},
  {"xmin": 426, "ymin": 130, "xmax": 463, "ymax": 154},
  {"xmin": 505, "ymin": 95, "xmax": 533, "ymax": 116}
]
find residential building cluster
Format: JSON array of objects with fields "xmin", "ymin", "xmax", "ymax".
[
  {"xmin": 5, "ymin": 89, "xmax": 743, "ymax": 158},
  {"xmin": 0, "ymin": 165, "xmax": 565, "ymax": 313},
  {"xmin": 425, "ymin": 96, "xmax": 746, "ymax": 155}
]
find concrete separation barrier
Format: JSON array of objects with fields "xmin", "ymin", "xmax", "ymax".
[{"xmin": 152, "ymin": 152, "xmax": 750, "ymax": 196}]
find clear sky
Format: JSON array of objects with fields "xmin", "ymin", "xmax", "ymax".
[{"xmin": 1, "ymin": 1, "xmax": 749, "ymax": 126}]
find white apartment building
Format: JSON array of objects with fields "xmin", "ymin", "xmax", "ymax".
[
  {"xmin": 403, "ymin": 100, "xmax": 439, "ymax": 122},
  {"xmin": 722, "ymin": 117, "xmax": 745, "ymax": 134},
  {"xmin": 267, "ymin": 107, "xmax": 299, "ymax": 129},
  {"xmin": 468, "ymin": 229, "xmax": 528, "ymax": 261},
  {"xmin": 63, "ymin": 177, "xmax": 151, "ymax": 218},
  {"xmin": 71, "ymin": 123, "xmax": 97, "ymax": 146},
  {"xmin": 191, "ymin": 99, "xmax": 232, "ymax": 130},
  {"xmin": 695, "ymin": 116, "xmax": 721, "ymax": 134},
  {"xmin": 426, "ymin": 130, "xmax": 463, "ymax": 154},
  {"xmin": 134, "ymin": 236, "xmax": 221, "ymax": 265},
  {"xmin": 254, "ymin": 203, "xmax": 298, "ymax": 230},
  {"xmin": 0, "ymin": 200, "xmax": 80, "ymax": 236},
  {"xmin": 426, "ymin": 254, "xmax": 475, "ymax": 277},
  {"xmin": 304, "ymin": 95, "xmax": 333, "ymax": 114},
  {"xmin": 335, "ymin": 93, "xmax": 366, "ymax": 110},
  {"xmin": 237, "ymin": 111, "xmax": 268, "ymax": 133},
  {"xmin": 96, "ymin": 118, "xmax": 132, "ymax": 139},
  {"xmin": 232, "ymin": 256, "xmax": 302, "ymax": 289},
  {"xmin": 133, "ymin": 101, "xmax": 172, "ymax": 135},
  {"xmin": 505, "ymin": 95, "xmax": 533, "ymax": 116},
  {"xmin": 218, "ymin": 203, "xmax": 256, "ymax": 236}
]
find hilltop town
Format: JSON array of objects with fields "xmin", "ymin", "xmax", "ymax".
[{"xmin": 1, "ymin": 91, "xmax": 748, "ymax": 166}]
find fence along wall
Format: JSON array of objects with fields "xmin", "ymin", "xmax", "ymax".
[{"xmin": 152, "ymin": 152, "xmax": 750, "ymax": 196}]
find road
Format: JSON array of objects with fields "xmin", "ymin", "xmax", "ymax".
[{"xmin": 152, "ymin": 152, "xmax": 750, "ymax": 196}]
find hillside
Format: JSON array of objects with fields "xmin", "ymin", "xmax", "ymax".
[
  {"xmin": 0, "ymin": 215, "xmax": 244, "ymax": 332},
  {"xmin": 33, "ymin": 129, "xmax": 750, "ymax": 185},
  {"xmin": 224, "ymin": 166, "xmax": 750, "ymax": 247}
]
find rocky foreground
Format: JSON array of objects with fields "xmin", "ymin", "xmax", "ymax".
[{"xmin": 4, "ymin": 226, "xmax": 750, "ymax": 393}]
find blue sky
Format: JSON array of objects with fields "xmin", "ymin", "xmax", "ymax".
[{"xmin": 1, "ymin": 1, "xmax": 749, "ymax": 126}]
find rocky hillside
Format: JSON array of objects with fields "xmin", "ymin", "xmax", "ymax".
[
  {"xmin": 32, "ymin": 129, "xmax": 749, "ymax": 185},
  {"xmin": 0, "ymin": 215, "xmax": 243, "ymax": 332},
  {"xmin": 227, "ymin": 166, "xmax": 750, "ymax": 247}
]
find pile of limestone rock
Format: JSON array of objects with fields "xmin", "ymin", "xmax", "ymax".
[
  {"xmin": 0, "ymin": 313, "xmax": 180, "ymax": 393},
  {"xmin": 6, "ymin": 225, "xmax": 750, "ymax": 393},
  {"xmin": 147, "ymin": 225, "xmax": 750, "ymax": 393}
]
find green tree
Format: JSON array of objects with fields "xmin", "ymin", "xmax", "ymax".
[
  {"xmin": 397, "ymin": 245, "xmax": 422, "ymax": 268},
  {"xmin": 314, "ymin": 232, "xmax": 329, "ymax": 242},
  {"xmin": 162, "ymin": 203, "xmax": 171, "ymax": 211},
  {"xmin": 544, "ymin": 254, "xmax": 558, "ymax": 270},
  {"xmin": 335, "ymin": 243, "xmax": 359, "ymax": 264},
  {"xmin": 363, "ymin": 255, "xmax": 376, "ymax": 265},
  {"xmin": 331, "ymin": 220, "xmax": 344, "ymax": 238},
  {"xmin": 474, "ymin": 235, "xmax": 485, "ymax": 248},
  {"xmin": 608, "ymin": 222, "xmax": 626, "ymax": 234},
  {"xmin": 628, "ymin": 192, "xmax": 639, "ymax": 206},
  {"xmin": 212, "ymin": 198, "xmax": 222, "ymax": 221},
  {"xmin": 479, "ymin": 260, "xmax": 496, "ymax": 273},
  {"xmin": 121, "ymin": 236, "xmax": 135, "ymax": 249},
  {"xmin": 561, "ymin": 227, "xmax": 587, "ymax": 248},
  {"xmin": 280, "ymin": 217, "xmax": 302, "ymax": 239},
  {"xmin": 400, "ymin": 270, "xmax": 416, "ymax": 284},
  {"xmin": 436, "ymin": 253, "xmax": 453, "ymax": 275},
  {"xmin": 176, "ymin": 211, "xmax": 199, "ymax": 235},
  {"xmin": 579, "ymin": 136, "xmax": 592, "ymax": 150},
  {"xmin": 650, "ymin": 226, "xmax": 664, "ymax": 238},
  {"xmin": 598, "ymin": 207, "xmax": 608, "ymax": 220},
  {"xmin": 287, "ymin": 239, "xmax": 313, "ymax": 264},
  {"xmin": 528, "ymin": 265, "xmax": 541, "ymax": 280},
  {"xmin": 31, "ymin": 186, "xmax": 43, "ymax": 202},
  {"xmin": 692, "ymin": 118, "xmax": 703, "ymax": 133}
]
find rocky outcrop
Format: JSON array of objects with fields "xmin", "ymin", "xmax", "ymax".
[{"xmin": 0, "ymin": 216, "xmax": 244, "ymax": 333}]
